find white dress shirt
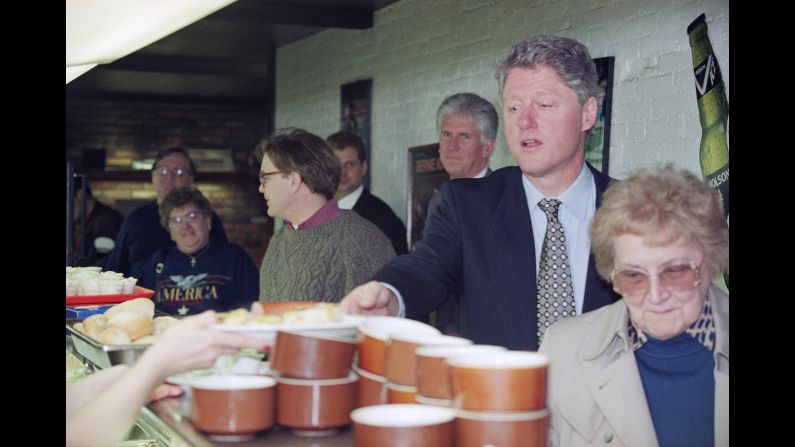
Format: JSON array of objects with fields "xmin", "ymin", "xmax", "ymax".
[
  {"xmin": 472, "ymin": 165, "xmax": 489, "ymax": 179},
  {"xmin": 337, "ymin": 184, "xmax": 364, "ymax": 210}
]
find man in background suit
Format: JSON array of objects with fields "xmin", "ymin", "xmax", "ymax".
[
  {"xmin": 423, "ymin": 92, "xmax": 499, "ymax": 334},
  {"xmin": 327, "ymin": 130, "xmax": 408, "ymax": 255},
  {"xmin": 340, "ymin": 35, "xmax": 621, "ymax": 350},
  {"xmin": 424, "ymin": 92, "xmax": 498, "ymax": 228}
]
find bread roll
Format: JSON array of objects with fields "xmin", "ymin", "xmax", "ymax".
[
  {"xmin": 104, "ymin": 298, "xmax": 155, "ymax": 320},
  {"xmin": 83, "ymin": 314, "xmax": 108, "ymax": 339},
  {"xmin": 152, "ymin": 316, "xmax": 179, "ymax": 336},
  {"xmin": 97, "ymin": 327, "xmax": 132, "ymax": 345},
  {"xmin": 72, "ymin": 322, "xmax": 85, "ymax": 334},
  {"xmin": 107, "ymin": 311, "xmax": 154, "ymax": 341}
]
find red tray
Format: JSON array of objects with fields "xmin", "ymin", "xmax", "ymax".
[{"xmin": 66, "ymin": 286, "xmax": 155, "ymax": 306}]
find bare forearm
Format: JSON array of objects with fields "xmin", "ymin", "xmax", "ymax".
[
  {"xmin": 66, "ymin": 358, "xmax": 163, "ymax": 446},
  {"xmin": 66, "ymin": 352, "xmax": 169, "ymax": 446}
]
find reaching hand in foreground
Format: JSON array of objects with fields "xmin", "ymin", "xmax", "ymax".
[
  {"xmin": 142, "ymin": 310, "xmax": 266, "ymax": 379},
  {"xmin": 339, "ymin": 281, "xmax": 399, "ymax": 316},
  {"xmin": 67, "ymin": 310, "xmax": 265, "ymax": 446}
]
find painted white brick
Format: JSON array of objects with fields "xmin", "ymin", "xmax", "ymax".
[{"xmin": 276, "ymin": 0, "xmax": 729, "ymax": 222}]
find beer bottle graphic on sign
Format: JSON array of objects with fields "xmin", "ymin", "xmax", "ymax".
[{"xmin": 687, "ymin": 13, "xmax": 729, "ymax": 287}]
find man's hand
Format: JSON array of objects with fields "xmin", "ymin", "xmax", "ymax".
[{"xmin": 340, "ymin": 281, "xmax": 398, "ymax": 316}]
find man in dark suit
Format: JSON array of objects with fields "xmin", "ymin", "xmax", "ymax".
[
  {"xmin": 327, "ymin": 130, "xmax": 408, "ymax": 255},
  {"xmin": 340, "ymin": 35, "xmax": 621, "ymax": 350},
  {"xmin": 424, "ymin": 92, "xmax": 498, "ymax": 235},
  {"xmin": 423, "ymin": 92, "xmax": 499, "ymax": 335}
]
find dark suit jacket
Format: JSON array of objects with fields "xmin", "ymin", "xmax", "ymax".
[
  {"xmin": 373, "ymin": 163, "xmax": 620, "ymax": 350},
  {"xmin": 353, "ymin": 189, "xmax": 408, "ymax": 255}
]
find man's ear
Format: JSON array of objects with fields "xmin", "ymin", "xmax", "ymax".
[
  {"xmin": 289, "ymin": 172, "xmax": 303, "ymax": 193},
  {"xmin": 581, "ymin": 96, "xmax": 598, "ymax": 132},
  {"xmin": 482, "ymin": 140, "xmax": 496, "ymax": 158}
]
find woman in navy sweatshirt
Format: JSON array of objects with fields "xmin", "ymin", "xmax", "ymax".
[{"xmin": 136, "ymin": 187, "xmax": 258, "ymax": 316}]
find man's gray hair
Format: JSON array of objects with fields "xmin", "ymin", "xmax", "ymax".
[
  {"xmin": 436, "ymin": 93, "xmax": 499, "ymax": 144},
  {"xmin": 495, "ymin": 35, "xmax": 598, "ymax": 104}
]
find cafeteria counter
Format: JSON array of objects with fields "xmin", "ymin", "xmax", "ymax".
[
  {"xmin": 145, "ymin": 395, "xmax": 353, "ymax": 447},
  {"xmin": 67, "ymin": 334, "xmax": 354, "ymax": 447}
]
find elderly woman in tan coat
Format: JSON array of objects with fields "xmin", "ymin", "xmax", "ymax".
[{"xmin": 539, "ymin": 166, "xmax": 728, "ymax": 447}]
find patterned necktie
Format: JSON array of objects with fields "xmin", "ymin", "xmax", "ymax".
[{"xmin": 536, "ymin": 198, "xmax": 576, "ymax": 342}]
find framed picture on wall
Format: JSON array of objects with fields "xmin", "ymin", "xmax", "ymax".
[
  {"xmin": 341, "ymin": 79, "xmax": 373, "ymax": 189},
  {"xmin": 407, "ymin": 143, "xmax": 449, "ymax": 250},
  {"xmin": 584, "ymin": 56, "xmax": 615, "ymax": 175}
]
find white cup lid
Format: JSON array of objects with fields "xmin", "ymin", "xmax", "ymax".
[{"xmin": 351, "ymin": 404, "xmax": 455, "ymax": 426}]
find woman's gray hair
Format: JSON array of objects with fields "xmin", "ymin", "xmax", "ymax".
[
  {"xmin": 436, "ymin": 93, "xmax": 499, "ymax": 143},
  {"xmin": 495, "ymin": 35, "xmax": 598, "ymax": 104}
]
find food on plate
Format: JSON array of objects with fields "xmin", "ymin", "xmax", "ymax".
[
  {"xmin": 282, "ymin": 303, "xmax": 343, "ymax": 324},
  {"xmin": 219, "ymin": 302, "xmax": 344, "ymax": 325}
]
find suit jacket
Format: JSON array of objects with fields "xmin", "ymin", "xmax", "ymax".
[
  {"xmin": 353, "ymin": 189, "xmax": 408, "ymax": 255},
  {"xmin": 373, "ymin": 163, "xmax": 619, "ymax": 350},
  {"xmin": 539, "ymin": 284, "xmax": 729, "ymax": 447},
  {"xmin": 422, "ymin": 167, "xmax": 492, "ymax": 239},
  {"xmin": 423, "ymin": 167, "xmax": 492, "ymax": 332}
]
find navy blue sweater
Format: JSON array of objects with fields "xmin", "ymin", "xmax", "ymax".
[{"xmin": 635, "ymin": 332, "xmax": 715, "ymax": 447}]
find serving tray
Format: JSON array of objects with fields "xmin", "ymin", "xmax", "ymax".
[
  {"xmin": 66, "ymin": 286, "xmax": 155, "ymax": 306},
  {"xmin": 65, "ymin": 309, "xmax": 171, "ymax": 369}
]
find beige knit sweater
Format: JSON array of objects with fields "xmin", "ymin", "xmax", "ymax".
[{"xmin": 259, "ymin": 211, "xmax": 397, "ymax": 302}]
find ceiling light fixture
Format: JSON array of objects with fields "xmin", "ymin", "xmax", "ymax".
[{"xmin": 66, "ymin": 0, "xmax": 237, "ymax": 84}]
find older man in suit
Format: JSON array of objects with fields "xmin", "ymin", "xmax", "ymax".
[
  {"xmin": 340, "ymin": 35, "xmax": 620, "ymax": 350},
  {"xmin": 423, "ymin": 92, "xmax": 498, "ymax": 334},
  {"xmin": 424, "ymin": 92, "xmax": 499, "ymax": 229}
]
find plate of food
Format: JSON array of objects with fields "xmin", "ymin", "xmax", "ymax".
[{"xmin": 211, "ymin": 302, "xmax": 367, "ymax": 345}]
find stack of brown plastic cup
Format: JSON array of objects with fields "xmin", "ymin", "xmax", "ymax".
[
  {"xmin": 351, "ymin": 404, "xmax": 457, "ymax": 447},
  {"xmin": 354, "ymin": 317, "xmax": 440, "ymax": 407},
  {"xmin": 448, "ymin": 351, "xmax": 550, "ymax": 447},
  {"xmin": 414, "ymin": 344, "xmax": 506, "ymax": 407},
  {"xmin": 269, "ymin": 330, "xmax": 358, "ymax": 437},
  {"xmin": 190, "ymin": 375, "xmax": 277, "ymax": 442},
  {"xmin": 384, "ymin": 332, "xmax": 472, "ymax": 404}
]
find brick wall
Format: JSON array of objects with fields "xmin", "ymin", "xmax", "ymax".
[
  {"xmin": 66, "ymin": 99, "xmax": 272, "ymax": 269},
  {"xmin": 275, "ymin": 0, "xmax": 729, "ymax": 223}
]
